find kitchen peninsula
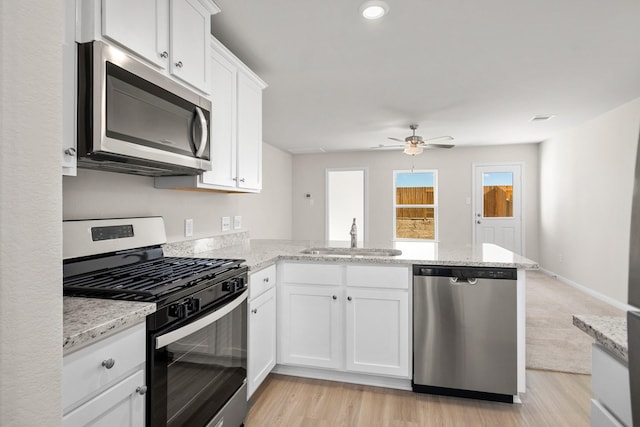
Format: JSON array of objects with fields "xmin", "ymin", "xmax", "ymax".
[{"xmin": 164, "ymin": 237, "xmax": 538, "ymax": 401}]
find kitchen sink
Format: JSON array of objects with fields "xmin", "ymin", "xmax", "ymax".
[{"xmin": 300, "ymin": 247, "xmax": 402, "ymax": 257}]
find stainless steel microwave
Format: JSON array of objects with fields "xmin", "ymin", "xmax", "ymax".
[{"xmin": 77, "ymin": 41, "xmax": 212, "ymax": 176}]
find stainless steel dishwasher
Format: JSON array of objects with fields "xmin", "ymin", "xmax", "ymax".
[{"xmin": 413, "ymin": 265, "xmax": 517, "ymax": 403}]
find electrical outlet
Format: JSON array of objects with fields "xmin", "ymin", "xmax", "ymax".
[
  {"xmin": 233, "ymin": 216, "xmax": 242, "ymax": 230},
  {"xmin": 221, "ymin": 216, "xmax": 231, "ymax": 232},
  {"xmin": 184, "ymin": 219, "xmax": 194, "ymax": 237}
]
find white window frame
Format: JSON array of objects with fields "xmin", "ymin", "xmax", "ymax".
[{"xmin": 393, "ymin": 169, "xmax": 438, "ymax": 241}]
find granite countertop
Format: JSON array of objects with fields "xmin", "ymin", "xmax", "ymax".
[
  {"xmin": 164, "ymin": 238, "xmax": 539, "ymax": 272},
  {"xmin": 64, "ymin": 237, "xmax": 536, "ymax": 353},
  {"xmin": 63, "ymin": 297, "xmax": 156, "ymax": 355},
  {"xmin": 573, "ymin": 314, "xmax": 628, "ymax": 362}
]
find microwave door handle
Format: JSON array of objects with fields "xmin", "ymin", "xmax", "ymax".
[
  {"xmin": 155, "ymin": 290, "xmax": 247, "ymax": 349},
  {"xmin": 193, "ymin": 106, "xmax": 208, "ymax": 158}
]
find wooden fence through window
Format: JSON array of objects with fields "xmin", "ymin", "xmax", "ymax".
[
  {"xmin": 396, "ymin": 187, "xmax": 434, "ymax": 219},
  {"xmin": 483, "ymin": 185, "xmax": 513, "ymax": 217}
]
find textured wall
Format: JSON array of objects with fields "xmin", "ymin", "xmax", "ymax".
[
  {"xmin": 0, "ymin": 0, "xmax": 64, "ymax": 424},
  {"xmin": 292, "ymin": 144, "xmax": 540, "ymax": 259},
  {"xmin": 64, "ymin": 143, "xmax": 293, "ymax": 241},
  {"xmin": 539, "ymin": 97, "xmax": 640, "ymax": 304}
]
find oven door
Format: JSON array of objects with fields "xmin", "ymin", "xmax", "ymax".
[{"xmin": 149, "ymin": 290, "xmax": 247, "ymax": 427}]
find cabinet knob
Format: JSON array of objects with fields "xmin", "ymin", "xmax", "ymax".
[
  {"xmin": 160, "ymin": 51, "xmax": 168, "ymax": 59},
  {"xmin": 332, "ymin": 295, "xmax": 337, "ymax": 300},
  {"xmin": 347, "ymin": 296, "xmax": 352, "ymax": 301},
  {"xmin": 263, "ymin": 277, "xmax": 269, "ymax": 283},
  {"xmin": 251, "ymin": 308, "xmax": 258, "ymax": 314},
  {"xmin": 64, "ymin": 147, "xmax": 76, "ymax": 156},
  {"xmin": 136, "ymin": 386, "xmax": 148, "ymax": 395},
  {"xmin": 175, "ymin": 61, "xmax": 183, "ymax": 68},
  {"xmin": 101, "ymin": 358, "xmax": 115, "ymax": 369},
  {"xmin": 476, "ymin": 220, "xmax": 482, "ymax": 224},
  {"xmin": 240, "ymin": 178, "xmax": 246, "ymax": 183}
]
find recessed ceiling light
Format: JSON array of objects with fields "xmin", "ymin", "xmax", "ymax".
[
  {"xmin": 360, "ymin": 1, "xmax": 389, "ymax": 20},
  {"xmin": 531, "ymin": 115, "xmax": 555, "ymax": 122}
]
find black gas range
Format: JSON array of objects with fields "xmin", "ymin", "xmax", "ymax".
[{"xmin": 63, "ymin": 217, "xmax": 249, "ymax": 427}]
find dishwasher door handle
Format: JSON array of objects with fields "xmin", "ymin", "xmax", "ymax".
[{"xmin": 449, "ymin": 277, "xmax": 478, "ymax": 285}]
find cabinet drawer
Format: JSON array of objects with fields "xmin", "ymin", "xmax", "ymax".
[
  {"xmin": 279, "ymin": 262, "xmax": 342, "ymax": 286},
  {"xmin": 63, "ymin": 323, "xmax": 146, "ymax": 412},
  {"xmin": 249, "ymin": 264, "xmax": 276, "ymax": 300},
  {"xmin": 346, "ymin": 265, "xmax": 410, "ymax": 289},
  {"xmin": 592, "ymin": 344, "xmax": 631, "ymax": 426}
]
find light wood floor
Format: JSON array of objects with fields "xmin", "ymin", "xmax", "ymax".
[{"xmin": 245, "ymin": 370, "xmax": 591, "ymax": 427}]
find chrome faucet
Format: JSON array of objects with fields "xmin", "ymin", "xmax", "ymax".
[{"xmin": 350, "ymin": 218, "xmax": 357, "ymax": 248}]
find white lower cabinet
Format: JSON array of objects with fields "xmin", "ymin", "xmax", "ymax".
[
  {"xmin": 63, "ymin": 369, "xmax": 145, "ymax": 427},
  {"xmin": 591, "ymin": 343, "xmax": 631, "ymax": 427},
  {"xmin": 345, "ymin": 287, "xmax": 409, "ymax": 377},
  {"xmin": 277, "ymin": 262, "xmax": 411, "ymax": 379},
  {"xmin": 278, "ymin": 284, "xmax": 342, "ymax": 369},
  {"xmin": 247, "ymin": 265, "xmax": 277, "ymax": 398},
  {"xmin": 63, "ymin": 323, "xmax": 146, "ymax": 427}
]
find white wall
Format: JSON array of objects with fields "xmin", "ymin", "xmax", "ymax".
[
  {"xmin": 292, "ymin": 144, "xmax": 539, "ymax": 259},
  {"xmin": 63, "ymin": 143, "xmax": 293, "ymax": 241},
  {"xmin": 539, "ymin": 97, "xmax": 640, "ymax": 304},
  {"xmin": 0, "ymin": 1, "xmax": 63, "ymax": 425}
]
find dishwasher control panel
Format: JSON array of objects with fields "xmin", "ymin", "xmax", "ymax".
[{"xmin": 413, "ymin": 265, "xmax": 517, "ymax": 280}]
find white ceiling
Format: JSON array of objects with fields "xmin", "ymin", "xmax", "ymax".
[{"xmin": 210, "ymin": 0, "xmax": 640, "ymax": 154}]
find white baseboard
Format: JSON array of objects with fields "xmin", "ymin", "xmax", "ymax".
[
  {"xmin": 538, "ymin": 268, "xmax": 635, "ymax": 312},
  {"xmin": 272, "ymin": 364, "xmax": 412, "ymax": 391}
]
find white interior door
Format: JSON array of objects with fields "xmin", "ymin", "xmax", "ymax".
[{"xmin": 473, "ymin": 163, "xmax": 523, "ymax": 254}]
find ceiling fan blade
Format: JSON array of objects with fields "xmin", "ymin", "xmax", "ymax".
[
  {"xmin": 387, "ymin": 137, "xmax": 405, "ymax": 142},
  {"xmin": 424, "ymin": 135, "xmax": 454, "ymax": 143},
  {"xmin": 371, "ymin": 144, "xmax": 404, "ymax": 149},
  {"xmin": 424, "ymin": 143, "xmax": 455, "ymax": 149}
]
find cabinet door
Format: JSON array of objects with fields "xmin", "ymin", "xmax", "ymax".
[
  {"xmin": 248, "ymin": 287, "xmax": 276, "ymax": 398},
  {"xmin": 279, "ymin": 285, "xmax": 341, "ymax": 369},
  {"xmin": 201, "ymin": 48, "xmax": 237, "ymax": 187},
  {"xmin": 102, "ymin": 0, "xmax": 169, "ymax": 68},
  {"xmin": 236, "ymin": 72, "xmax": 263, "ymax": 191},
  {"xmin": 345, "ymin": 288, "xmax": 409, "ymax": 377},
  {"xmin": 170, "ymin": 0, "xmax": 211, "ymax": 93},
  {"xmin": 63, "ymin": 369, "xmax": 145, "ymax": 427}
]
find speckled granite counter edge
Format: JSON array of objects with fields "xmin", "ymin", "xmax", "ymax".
[
  {"xmin": 64, "ymin": 297, "xmax": 156, "ymax": 355},
  {"xmin": 573, "ymin": 314, "xmax": 628, "ymax": 362}
]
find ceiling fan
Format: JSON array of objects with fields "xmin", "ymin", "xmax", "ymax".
[{"xmin": 375, "ymin": 124, "xmax": 455, "ymax": 156}]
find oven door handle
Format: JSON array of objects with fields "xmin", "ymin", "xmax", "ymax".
[{"xmin": 155, "ymin": 290, "xmax": 247, "ymax": 349}]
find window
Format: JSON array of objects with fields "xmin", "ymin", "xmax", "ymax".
[
  {"xmin": 394, "ymin": 170, "xmax": 437, "ymax": 240},
  {"xmin": 326, "ymin": 169, "xmax": 366, "ymax": 242},
  {"xmin": 482, "ymin": 172, "xmax": 513, "ymax": 218}
]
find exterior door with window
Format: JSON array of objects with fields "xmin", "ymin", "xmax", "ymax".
[{"xmin": 473, "ymin": 164, "xmax": 523, "ymax": 254}]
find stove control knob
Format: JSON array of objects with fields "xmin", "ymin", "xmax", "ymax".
[
  {"xmin": 186, "ymin": 297, "xmax": 201, "ymax": 313},
  {"xmin": 168, "ymin": 302, "xmax": 187, "ymax": 319}
]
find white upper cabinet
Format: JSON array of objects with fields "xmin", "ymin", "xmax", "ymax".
[
  {"xmin": 80, "ymin": 0, "xmax": 219, "ymax": 94},
  {"xmin": 102, "ymin": 0, "xmax": 168, "ymax": 69},
  {"xmin": 236, "ymin": 72, "xmax": 263, "ymax": 191},
  {"xmin": 155, "ymin": 36, "xmax": 267, "ymax": 193},
  {"xmin": 169, "ymin": 0, "xmax": 212, "ymax": 92},
  {"xmin": 203, "ymin": 47, "xmax": 237, "ymax": 188}
]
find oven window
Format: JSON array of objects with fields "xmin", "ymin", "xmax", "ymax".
[{"xmin": 153, "ymin": 300, "xmax": 247, "ymax": 427}]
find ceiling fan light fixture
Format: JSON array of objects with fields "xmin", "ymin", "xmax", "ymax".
[
  {"xmin": 404, "ymin": 145, "xmax": 423, "ymax": 156},
  {"xmin": 360, "ymin": 1, "xmax": 389, "ymax": 19}
]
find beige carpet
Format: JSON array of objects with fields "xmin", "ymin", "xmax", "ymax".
[{"xmin": 526, "ymin": 270, "xmax": 624, "ymax": 374}]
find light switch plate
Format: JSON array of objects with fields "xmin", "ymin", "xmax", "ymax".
[
  {"xmin": 233, "ymin": 216, "xmax": 242, "ymax": 230},
  {"xmin": 221, "ymin": 216, "xmax": 231, "ymax": 232}
]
